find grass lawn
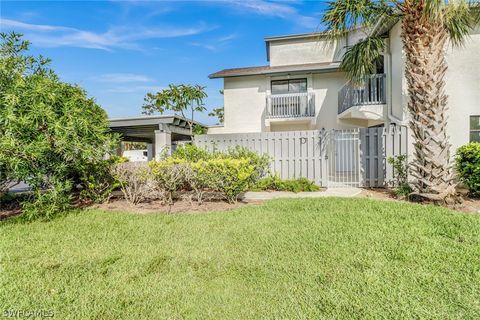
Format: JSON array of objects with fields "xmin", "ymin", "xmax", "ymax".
[{"xmin": 1, "ymin": 198, "xmax": 480, "ymax": 319}]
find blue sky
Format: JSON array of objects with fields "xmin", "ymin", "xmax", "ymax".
[{"xmin": 1, "ymin": 0, "xmax": 327, "ymax": 124}]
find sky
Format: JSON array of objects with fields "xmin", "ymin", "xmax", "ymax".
[{"xmin": 0, "ymin": 0, "xmax": 328, "ymax": 125}]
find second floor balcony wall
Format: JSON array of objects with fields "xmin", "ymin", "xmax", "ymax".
[
  {"xmin": 338, "ymin": 74, "xmax": 386, "ymax": 115},
  {"xmin": 266, "ymin": 92, "xmax": 315, "ymax": 119}
]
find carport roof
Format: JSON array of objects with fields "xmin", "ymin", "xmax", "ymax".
[
  {"xmin": 109, "ymin": 114, "xmax": 206, "ymax": 128},
  {"xmin": 109, "ymin": 114, "xmax": 207, "ymax": 143}
]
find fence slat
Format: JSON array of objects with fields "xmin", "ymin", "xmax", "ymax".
[
  {"xmin": 377, "ymin": 127, "xmax": 385, "ymax": 187},
  {"xmin": 385, "ymin": 126, "xmax": 394, "ymax": 185}
]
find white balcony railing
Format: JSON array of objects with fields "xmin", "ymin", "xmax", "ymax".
[
  {"xmin": 338, "ymin": 74, "xmax": 386, "ymax": 114},
  {"xmin": 266, "ymin": 92, "xmax": 315, "ymax": 119}
]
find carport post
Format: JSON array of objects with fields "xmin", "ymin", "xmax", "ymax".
[
  {"xmin": 147, "ymin": 144, "xmax": 154, "ymax": 161},
  {"xmin": 154, "ymin": 129, "xmax": 171, "ymax": 160}
]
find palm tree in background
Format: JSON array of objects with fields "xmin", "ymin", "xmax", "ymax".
[{"xmin": 323, "ymin": 0, "xmax": 480, "ymax": 203}]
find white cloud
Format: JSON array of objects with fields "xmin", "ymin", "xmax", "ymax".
[
  {"xmin": 91, "ymin": 73, "xmax": 159, "ymax": 93},
  {"xmin": 219, "ymin": 0, "xmax": 319, "ymax": 29},
  {"xmin": 95, "ymin": 73, "xmax": 154, "ymax": 83},
  {"xmin": 190, "ymin": 33, "xmax": 238, "ymax": 51},
  {"xmin": 217, "ymin": 33, "xmax": 237, "ymax": 42},
  {"xmin": 0, "ymin": 18, "xmax": 73, "ymax": 32},
  {"xmin": 106, "ymin": 85, "xmax": 161, "ymax": 93},
  {"xmin": 0, "ymin": 18, "xmax": 213, "ymax": 51}
]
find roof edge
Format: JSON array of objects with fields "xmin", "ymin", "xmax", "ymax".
[
  {"xmin": 109, "ymin": 114, "xmax": 208, "ymax": 128},
  {"xmin": 264, "ymin": 31, "xmax": 326, "ymax": 42},
  {"xmin": 209, "ymin": 62, "xmax": 341, "ymax": 79}
]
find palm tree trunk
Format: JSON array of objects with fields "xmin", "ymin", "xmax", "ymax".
[{"xmin": 401, "ymin": 0, "xmax": 457, "ymax": 203}]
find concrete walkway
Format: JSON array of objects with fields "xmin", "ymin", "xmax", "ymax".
[{"xmin": 243, "ymin": 188, "xmax": 362, "ymax": 201}]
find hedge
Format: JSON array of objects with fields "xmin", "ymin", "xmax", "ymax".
[{"xmin": 456, "ymin": 142, "xmax": 480, "ymax": 196}]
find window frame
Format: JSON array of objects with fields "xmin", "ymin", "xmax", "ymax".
[
  {"xmin": 271, "ymin": 78, "xmax": 307, "ymax": 95},
  {"xmin": 470, "ymin": 115, "xmax": 480, "ymax": 142}
]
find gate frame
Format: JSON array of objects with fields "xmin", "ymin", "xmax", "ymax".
[{"xmin": 324, "ymin": 129, "xmax": 362, "ymax": 188}]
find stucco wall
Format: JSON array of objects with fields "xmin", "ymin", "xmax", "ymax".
[
  {"xmin": 207, "ymin": 76, "xmax": 267, "ymax": 134},
  {"xmin": 445, "ymin": 28, "xmax": 480, "ymax": 153},
  {"xmin": 208, "ymin": 26, "xmax": 480, "ymax": 146},
  {"xmin": 388, "ymin": 22, "xmax": 407, "ymax": 121},
  {"xmin": 388, "ymin": 23, "xmax": 480, "ymax": 153},
  {"xmin": 312, "ymin": 72, "xmax": 353, "ymax": 130},
  {"xmin": 206, "ymin": 71, "xmax": 361, "ymax": 134},
  {"xmin": 269, "ymin": 37, "xmax": 345, "ymax": 67},
  {"xmin": 206, "ymin": 126, "xmax": 226, "ymax": 134}
]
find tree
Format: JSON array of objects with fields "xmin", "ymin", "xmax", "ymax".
[
  {"xmin": 208, "ymin": 107, "xmax": 224, "ymax": 124},
  {"xmin": 0, "ymin": 32, "xmax": 118, "ymax": 218},
  {"xmin": 208, "ymin": 90, "xmax": 225, "ymax": 124},
  {"xmin": 143, "ymin": 84, "xmax": 207, "ymax": 134},
  {"xmin": 322, "ymin": 0, "xmax": 480, "ymax": 203}
]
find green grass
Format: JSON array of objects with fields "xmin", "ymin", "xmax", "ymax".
[{"xmin": 1, "ymin": 198, "xmax": 480, "ymax": 319}]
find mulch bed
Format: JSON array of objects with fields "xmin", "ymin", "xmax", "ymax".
[
  {"xmin": 91, "ymin": 197, "xmax": 262, "ymax": 214},
  {"xmin": 0, "ymin": 206, "xmax": 22, "ymax": 220},
  {"xmin": 359, "ymin": 188, "xmax": 480, "ymax": 214},
  {"xmin": 2, "ymin": 189, "xmax": 479, "ymax": 219}
]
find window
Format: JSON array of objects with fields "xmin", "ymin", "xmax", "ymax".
[
  {"xmin": 271, "ymin": 78, "xmax": 307, "ymax": 94},
  {"xmin": 470, "ymin": 116, "xmax": 480, "ymax": 142}
]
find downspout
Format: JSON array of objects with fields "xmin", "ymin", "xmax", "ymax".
[{"xmin": 385, "ymin": 40, "xmax": 406, "ymax": 125}]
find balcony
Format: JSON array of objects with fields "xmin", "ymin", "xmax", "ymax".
[
  {"xmin": 338, "ymin": 74, "xmax": 386, "ymax": 122},
  {"xmin": 266, "ymin": 92, "xmax": 315, "ymax": 120}
]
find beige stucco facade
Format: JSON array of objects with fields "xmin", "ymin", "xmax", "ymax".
[
  {"xmin": 208, "ymin": 71, "xmax": 367, "ymax": 134},
  {"xmin": 386, "ymin": 23, "xmax": 480, "ymax": 153},
  {"xmin": 268, "ymin": 37, "xmax": 344, "ymax": 67},
  {"xmin": 445, "ymin": 28, "xmax": 480, "ymax": 152},
  {"xmin": 208, "ymin": 26, "xmax": 480, "ymax": 153}
]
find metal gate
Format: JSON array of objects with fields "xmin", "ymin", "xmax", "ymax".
[{"xmin": 325, "ymin": 129, "xmax": 361, "ymax": 187}]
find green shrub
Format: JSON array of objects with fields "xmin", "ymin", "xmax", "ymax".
[
  {"xmin": 0, "ymin": 163, "xmax": 16, "ymax": 198},
  {"xmin": 111, "ymin": 162, "xmax": 156, "ymax": 205},
  {"xmin": 149, "ymin": 159, "xmax": 190, "ymax": 205},
  {"xmin": 395, "ymin": 183, "xmax": 414, "ymax": 198},
  {"xmin": 21, "ymin": 180, "xmax": 72, "ymax": 221},
  {"xmin": 154, "ymin": 146, "xmax": 311, "ymax": 203},
  {"xmin": 252, "ymin": 175, "xmax": 320, "ymax": 193},
  {"xmin": 387, "ymin": 155, "xmax": 413, "ymax": 198},
  {"xmin": 80, "ymin": 156, "xmax": 128, "ymax": 203},
  {"xmin": 0, "ymin": 33, "xmax": 119, "ymax": 220},
  {"xmin": 456, "ymin": 142, "xmax": 480, "ymax": 196},
  {"xmin": 172, "ymin": 144, "xmax": 211, "ymax": 162},
  {"xmin": 198, "ymin": 159, "xmax": 255, "ymax": 203},
  {"xmin": 173, "ymin": 145, "xmax": 271, "ymax": 182},
  {"xmin": 187, "ymin": 161, "xmax": 215, "ymax": 204},
  {"xmin": 150, "ymin": 157, "xmax": 256, "ymax": 204},
  {"xmin": 222, "ymin": 146, "xmax": 271, "ymax": 181}
]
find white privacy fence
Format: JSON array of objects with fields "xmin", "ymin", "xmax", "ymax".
[
  {"xmin": 194, "ymin": 126, "xmax": 408, "ymax": 188},
  {"xmin": 196, "ymin": 130, "xmax": 326, "ymax": 185}
]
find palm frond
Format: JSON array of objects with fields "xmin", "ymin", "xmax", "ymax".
[
  {"xmin": 322, "ymin": 0, "xmax": 378, "ymax": 34},
  {"xmin": 340, "ymin": 36, "xmax": 386, "ymax": 81},
  {"xmin": 444, "ymin": 0, "xmax": 480, "ymax": 47},
  {"xmin": 423, "ymin": 0, "xmax": 445, "ymax": 19}
]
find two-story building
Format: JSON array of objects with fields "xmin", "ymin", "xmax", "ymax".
[{"xmin": 207, "ymin": 22, "xmax": 480, "ymax": 153}]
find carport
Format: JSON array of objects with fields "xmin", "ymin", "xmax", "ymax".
[{"xmin": 109, "ymin": 115, "xmax": 207, "ymax": 160}]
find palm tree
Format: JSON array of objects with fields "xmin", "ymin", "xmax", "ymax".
[{"xmin": 323, "ymin": 0, "xmax": 479, "ymax": 203}]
